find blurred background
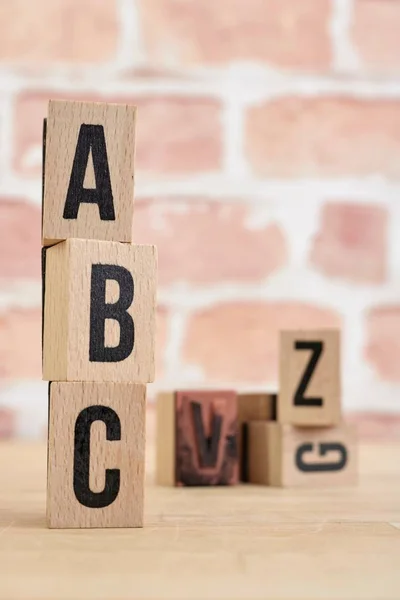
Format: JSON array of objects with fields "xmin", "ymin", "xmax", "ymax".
[{"xmin": 0, "ymin": 0, "xmax": 399, "ymax": 440}]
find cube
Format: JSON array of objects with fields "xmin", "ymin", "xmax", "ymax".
[
  {"xmin": 156, "ymin": 390, "xmax": 238, "ymax": 486},
  {"xmin": 47, "ymin": 381, "xmax": 146, "ymax": 528},
  {"xmin": 42, "ymin": 238, "xmax": 157, "ymax": 383}
]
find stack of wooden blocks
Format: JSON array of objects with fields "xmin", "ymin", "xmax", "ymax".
[
  {"xmin": 156, "ymin": 330, "xmax": 357, "ymax": 487},
  {"xmin": 42, "ymin": 100, "xmax": 157, "ymax": 528}
]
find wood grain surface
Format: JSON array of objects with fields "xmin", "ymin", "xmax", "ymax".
[{"xmin": 1, "ymin": 412, "xmax": 400, "ymax": 600}]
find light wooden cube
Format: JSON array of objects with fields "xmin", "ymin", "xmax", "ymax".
[
  {"xmin": 237, "ymin": 392, "xmax": 276, "ymax": 481},
  {"xmin": 156, "ymin": 390, "xmax": 238, "ymax": 486},
  {"xmin": 43, "ymin": 238, "xmax": 157, "ymax": 383},
  {"xmin": 279, "ymin": 329, "xmax": 341, "ymax": 426},
  {"xmin": 248, "ymin": 422, "xmax": 357, "ymax": 487},
  {"xmin": 43, "ymin": 100, "xmax": 136, "ymax": 246},
  {"xmin": 47, "ymin": 382, "xmax": 146, "ymax": 528}
]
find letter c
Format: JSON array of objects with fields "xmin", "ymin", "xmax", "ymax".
[{"xmin": 73, "ymin": 405, "xmax": 121, "ymax": 508}]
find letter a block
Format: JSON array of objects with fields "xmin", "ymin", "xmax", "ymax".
[
  {"xmin": 248, "ymin": 422, "xmax": 357, "ymax": 487},
  {"xmin": 47, "ymin": 382, "xmax": 145, "ymax": 528},
  {"xmin": 43, "ymin": 100, "xmax": 136, "ymax": 246},
  {"xmin": 156, "ymin": 391, "xmax": 239, "ymax": 486},
  {"xmin": 279, "ymin": 329, "xmax": 341, "ymax": 426},
  {"xmin": 43, "ymin": 238, "xmax": 157, "ymax": 383}
]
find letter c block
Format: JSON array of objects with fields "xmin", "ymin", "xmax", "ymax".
[
  {"xmin": 47, "ymin": 382, "xmax": 145, "ymax": 528},
  {"xmin": 42, "ymin": 238, "xmax": 157, "ymax": 383}
]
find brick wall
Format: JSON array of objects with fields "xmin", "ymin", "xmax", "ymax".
[{"xmin": 0, "ymin": 0, "xmax": 399, "ymax": 438}]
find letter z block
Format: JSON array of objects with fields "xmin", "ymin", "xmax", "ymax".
[
  {"xmin": 279, "ymin": 329, "xmax": 341, "ymax": 426},
  {"xmin": 248, "ymin": 422, "xmax": 357, "ymax": 487},
  {"xmin": 42, "ymin": 238, "xmax": 157, "ymax": 383},
  {"xmin": 156, "ymin": 390, "xmax": 239, "ymax": 486},
  {"xmin": 47, "ymin": 382, "xmax": 145, "ymax": 528},
  {"xmin": 43, "ymin": 100, "xmax": 136, "ymax": 246}
]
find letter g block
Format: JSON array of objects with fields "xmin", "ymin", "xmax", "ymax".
[
  {"xmin": 248, "ymin": 422, "xmax": 357, "ymax": 487},
  {"xmin": 42, "ymin": 239, "xmax": 157, "ymax": 383}
]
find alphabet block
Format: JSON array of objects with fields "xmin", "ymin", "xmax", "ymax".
[
  {"xmin": 237, "ymin": 392, "xmax": 276, "ymax": 481},
  {"xmin": 248, "ymin": 422, "xmax": 357, "ymax": 487},
  {"xmin": 156, "ymin": 390, "xmax": 238, "ymax": 486},
  {"xmin": 42, "ymin": 238, "xmax": 157, "ymax": 383},
  {"xmin": 42, "ymin": 100, "xmax": 136, "ymax": 246},
  {"xmin": 279, "ymin": 329, "xmax": 341, "ymax": 426},
  {"xmin": 47, "ymin": 381, "xmax": 145, "ymax": 528}
]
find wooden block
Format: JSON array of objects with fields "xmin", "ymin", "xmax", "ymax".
[
  {"xmin": 279, "ymin": 329, "xmax": 341, "ymax": 426},
  {"xmin": 156, "ymin": 390, "xmax": 238, "ymax": 486},
  {"xmin": 42, "ymin": 100, "xmax": 136, "ymax": 246},
  {"xmin": 248, "ymin": 422, "xmax": 357, "ymax": 487},
  {"xmin": 47, "ymin": 381, "xmax": 146, "ymax": 528},
  {"xmin": 155, "ymin": 392, "xmax": 175, "ymax": 486},
  {"xmin": 42, "ymin": 238, "xmax": 157, "ymax": 383},
  {"xmin": 247, "ymin": 421, "xmax": 273, "ymax": 485},
  {"xmin": 237, "ymin": 392, "xmax": 276, "ymax": 481}
]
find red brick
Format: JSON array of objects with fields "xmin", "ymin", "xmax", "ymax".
[
  {"xmin": 0, "ymin": 308, "xmax": 41, "ymax": 379},
  {"xmin": 352, "ymin": 0, "xmax": 400, "ymax": 72},
  {"xmin": 310, "ymin": 202, "xmax": 387, "ymax": 284},
  {"xmin": 183, "ymin": 302, "xmax": 341, "ymax": 383},
  {"xmin": 136, "ymin": 97, "xmax": 222, "ymax": 177},
  {"xmin": 133, "ymin": 199, "xmax": 288, "ymax": 285},
  {"xmin": 0, "ymin": 0, "xmax": 118, "ymax": 64},
  {"xmin": 347, "ymin": 413, "xmax": 400, "ymax": 441},
  {"xmin": 0, "ymin": 407, "xmax": 16, "ymax": 439},
  {"xmin": 245, "ymin": 97, "xmax": 400, "ymax": 178},
  {"xmin": 139, "ymin": 0, "xmax": 331, "ymax": 69},
  {"xmin": 0, "ymin": 199, "xmax": 41, "ymax": 279},
  {"xmin": 365, "ymin": 307, "xmax": 400, "ymax": 382},
  {"xmin": 14, "ymin": 92, "xmax": 223, "ymax": 178}
]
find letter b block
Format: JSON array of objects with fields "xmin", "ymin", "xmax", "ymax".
[
  {"xmin": 43, "ymin": 239, "xmax": 157, "ymax": 383},
  {"xmin": 279, "ymin": 329, "xmax": 341, "ymax": 426},
  {"xmin": 156, "ymin": 390, "xmax": 239, "ymax": 486},
  {"xmin": 47, "ymin": 382, "xmax": 145, "ymax": 528},
  {"xmin": 43, "ymin": 100, "xmax": 136, "ymax": 246}
]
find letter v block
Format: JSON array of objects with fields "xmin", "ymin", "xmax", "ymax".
[
  {"xmin": 156, "ymin": 390, "xmax": 238, "ymax": 486},
  {"xmin": 279, "ymin": 329, "xmax": 341, "ymax": 426},
  {"xmin": 42, "ymin": 100, "xmax": 136, "ymax": 246},
  {"xmin": 47, "ymin": 382, "xmax": 145, "ymax": 528},
  {"xmin": 42, "ymin": 239, "xmax": 157, "ymax": 383}
]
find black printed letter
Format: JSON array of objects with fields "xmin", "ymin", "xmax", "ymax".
[
  {"xmin": 73, "ymin": 405, "xmax": 121, "ymax": 508},
  {"xmin": 63, "ymin": 124, "xmax": 116, "ymax": 221},
  {"xmin": 89, "ymin": 264, "xmax": 134, "ymax": 363},
  {"xmin": 295, "ymin": 442, "xmax": 347, "ymax": 473},
  {"xmin": 293, "ymin": 341, "xmax": 323, "ymax": 407},
  {"xmin": 190, "ymin": 401, "xmax": 222, "ymax": 468}
]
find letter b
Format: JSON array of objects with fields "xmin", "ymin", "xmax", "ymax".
[{"xmin": 89, "ymin": 264, "xmax": 134, "ymax": 363}]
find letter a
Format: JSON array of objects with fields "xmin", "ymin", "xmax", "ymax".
[{"xmin": 63, "ymin": 124, "xmax": 116, "ymax": 221}]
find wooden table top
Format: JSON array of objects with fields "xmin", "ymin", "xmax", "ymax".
[{"xmin": 1, "ymin": 439, "xmax": 400, "ymax": 600}]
